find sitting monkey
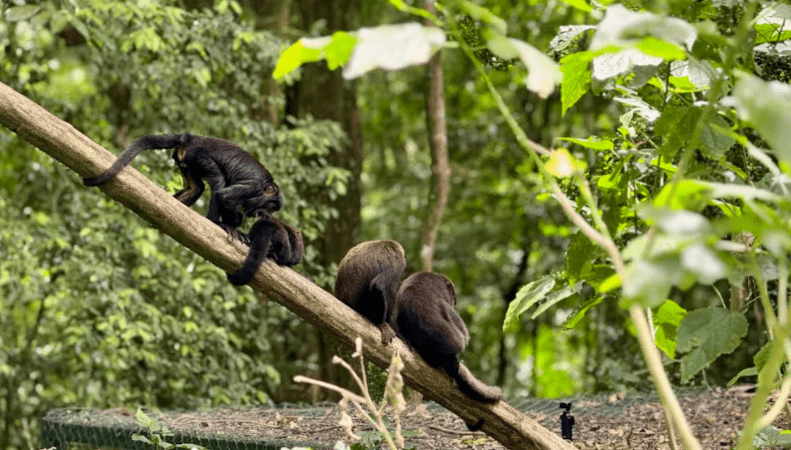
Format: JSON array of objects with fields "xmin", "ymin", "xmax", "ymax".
[
  {"xmin": 334, "ymin": 239, "xmax": 405, "ymax": 344},
  {"xmin": 395, "ymin": 272, "xmax": 504, "ymax": 404}
]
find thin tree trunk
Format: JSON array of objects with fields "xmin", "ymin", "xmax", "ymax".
[
  {"xmin": 419, "ymin": 0, "xmax": 450, "ymax": 272},
  {"xmin": 0, "ymin": 80, "xmax": 575, "ymax": 450}
]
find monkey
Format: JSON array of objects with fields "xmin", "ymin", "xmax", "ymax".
[
  {"xmin": 334, "ymin": 239, "xmax": 406, "ymax": 345},
  {"xmin": 394, "ymin": 272, "xmax": 504, "ymax": 405},
  {"xmin": 226, "ymin": 216, "xmax": 304, "ymax": 285},
  {"xmin": 84, "ymin": 134, "xmax": 282, "ymax": 243}
]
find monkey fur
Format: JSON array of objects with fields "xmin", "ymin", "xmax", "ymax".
[
  {"xmin": 226, "ymin": 216, "xmax": 304, "ymax": 285},
  {"xmin": 334, "ymin": 239, "xmax": 406, "ymax": 345},
  {"xmin": 395, "ymin": 272, "xmax": 504, "ymax": 405},
  {"xmin": 84, "ymin": 134, "xmax": 282, "ymax": 243}
]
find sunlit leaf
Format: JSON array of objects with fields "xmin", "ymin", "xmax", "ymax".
[
  {"xmin": 731, "ymin": 75, "xmax": 791, "ymax": 168},
  {"xmin": 557, "ymin": 137, "xmax": 614, "ymax": 151},
  {"xmin": 5, "ymin": 5, "xmax": 41, "ymax": 22},
  {"xmin": 486, "ymin": 35, "xmax": 562, "ymax": 98},
  {"xmin": 559, "ymin": 0, "xmax": 592, "ymax": 13},
  {"xmin": 343, "ymin": 23, "xmax": 445, "ymax": 79},
  {"xmin": 676, "ymin": 308, "xmax": 748, "ymax": 383},
  {"xmin": 546, "ymin": 148, "xmax": 585, "ymax": 177},
  {"xmin": 590, "ymin": 4, "xmax": 697, "ymax": 52}
]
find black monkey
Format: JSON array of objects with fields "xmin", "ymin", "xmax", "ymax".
[
  {"xmin": 84, "ymin": 134, "xmax": 282, "ymax": 243},
  {"xmin": 227, "ymin": 216, "xmax": 304, "ymax": 285},
  {"xmin": 334, "ymin": 239, "xmax": 406, "ymax": 344},
  {"xmin": 395, "ymin": 272, "xmax": 504, "ymax": 404}
]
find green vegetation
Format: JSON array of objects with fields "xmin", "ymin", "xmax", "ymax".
[{"xmin": 1, "ymin": 0, "xmax": 790, "ymax": 449}]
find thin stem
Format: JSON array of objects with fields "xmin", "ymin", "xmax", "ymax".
[{"xmin": 630, "ymin": 307, "xmax": 702, "ymax": 450}]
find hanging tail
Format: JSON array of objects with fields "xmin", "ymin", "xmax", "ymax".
[
  {"xmin": 448, "ymin": 359, "xmax": 504, "ymax": 403},
  {"xmin": 226, "ymin": 218, "xmax": 277, "ymax": 285},
  {"xmin": 83, "ymin": 134, "xmax": 191, "ymax": 186}
]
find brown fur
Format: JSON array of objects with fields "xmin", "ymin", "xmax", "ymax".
[{"xmin": 334, "ymin": 240, "xmax": 406, "ymax": 344}]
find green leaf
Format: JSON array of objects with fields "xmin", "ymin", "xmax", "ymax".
[
  {"xmin": 562, "ymin": 293, "xmax": 603, "ymax": 329},
  {"xmin": 559, "ymin": 0, "xmax": 591, "ymax": 13},
  {"xmin": 732, "ymin": 75, "xmax": 791, "ymax": 168},
  {"xmin": 566, "ymin": 233, "xmax": 594, "ymax": 284},
  {"xmin": 655, "ymin": 106, "xmax": 700, "ymax": 158},
  {"xmin": 699, "ymin": 115, "xmax": 734, "ymax": 159},
  {"xmin": 621, "ymin": 257, "xmax": 684, "ymax": 309},
  {"xmin": 653, "ymin": 300, "xmax": 687, "ymax": 359},
  {"xmin": 273, "ymin": 37, "xmax": 331, "ymax": 80},
  {"xmin": 557, "ymin": 137, "xmax": 614, "ymax": 151},
  {"xmin": 727, "ymin": 367, "xmax": 757, "ymax": 386},
  {"xmin": 560, "ymin": 51, "xmax": 593, "ymax": 115},
  {"xmin": 636, "ymin": 36, "xmax": 686, "ymax": 60},
  {"xmin": 325, "ymin": 32, "xmax": 357, "ymax": 70},
  {"xmin": 503, "ymin": 275, "xmax": 555, "ymax": 330},
  {"xmin": 5, "ymin": 5, "xmax": 41, "ymax": 22},
  {"xmin": 676, "ymin": 308, "xmax": 748, "ymax": 383},
  {"xmin": 531, "ymin": 282, "xmax": 583, "ymax": 319}
]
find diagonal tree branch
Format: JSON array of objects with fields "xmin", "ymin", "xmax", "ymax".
[{"xmin": 0, "ymin": 81, "xmax": 574, "ymax": 450}]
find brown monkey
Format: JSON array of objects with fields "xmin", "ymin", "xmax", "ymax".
[
  {"xmin": 395, "ymin": 272, "xmax": 504, "ymax": 404},
  {"xmin": 334, "ymin": 239, "xmax": 405, "ymax": 344},
  {"xmin": 226, "ymin": 216, "xmax": 304, "ymax": 286}
]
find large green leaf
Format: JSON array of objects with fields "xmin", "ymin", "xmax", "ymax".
[
  {"xmin": 503, "ymin": 275, "xmax": 555, "ymax": 330},
  {"xmin": 653, "ymin": 300, "xmax": 687, "ymax": 359},
  {"xmin": 342, "ymin": 23, "xmax": 445, "ymax": 79},
  {"xmin": 486, "ymin": 34, "xmax": 562, "ymax": 98},
  {"xmin": 560, "ymin": 51, "xmax": 593, "ymax": 115},
  {"xmin": 732, "ymin": 75, "xmax": 791, "ymax": 168},
  {"xmin": 590, "ymin": 4, "xmax": 697, "ymax": 53},
  {"xmin": 676, "ymin": 308, "xmax": 748, "ymax": 383}
]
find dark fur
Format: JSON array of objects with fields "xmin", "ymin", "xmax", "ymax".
[
  {"xmin": 227, "ymin": 216, "xmax": 304, "ymax": 285},
  {"xmin": 84, "ymin": 134, "xmax": 282, "ymax": 242},
  {"xmin": 334, "ymin": 240, "xmax": 406, "ymax": 344},
  {"xmin": 395, "ymin": 272, "xmax": 504, "ymax": 404}
]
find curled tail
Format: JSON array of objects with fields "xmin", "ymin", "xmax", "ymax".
[
  {"xmin": 226, "ymin": 218, "xmax": 277, "ymax": 286},
  {"xmin": 447, "ymin": 359, "xmax": 504, "ymax": 403},
  {"xmin": 83, "ymin": 134, "xmax": 191, "ymax": 186}
]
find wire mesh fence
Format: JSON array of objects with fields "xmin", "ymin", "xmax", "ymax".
[{"xmin": 40, "ymin": 388, "xmax": 728, "ymax": 450}]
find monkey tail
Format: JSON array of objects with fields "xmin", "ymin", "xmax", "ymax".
[
  {"xmin": 83, "ymin": 134, "xmax": 191, "ymax": 186},
  {"xmin": 226, "ymin": 218, "xmax": 275, "ymax": 285},
  {"xmin": 447, "ymin": 360, "xmax": 504, "ymax": 404}
]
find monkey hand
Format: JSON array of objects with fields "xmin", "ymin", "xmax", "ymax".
[{"xmin": 219, "ymin": 224, "xmax": 251, "ymax": 245}]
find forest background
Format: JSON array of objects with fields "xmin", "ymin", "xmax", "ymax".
[{"xmin": 1, "ymin": 0, "xmax": 790, "ymax": 449}]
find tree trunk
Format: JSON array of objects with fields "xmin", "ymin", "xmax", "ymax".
[
  {"xmin": 294, "ymin": 0, "xmax": 363, "ymax": 389},
  {"xmin": 0, "ymin": 81, "xmax": 574, "ymax": 450},
  {"xmin": 419, "ymin": 0, "xmax": 450, "ymax": 272}
]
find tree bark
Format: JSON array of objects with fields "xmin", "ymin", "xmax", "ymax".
[
  {"xmin": 0, "ymin": 81, "xmax": 574, "ymax": 450},
  {"xmin": 419, "ymin": 0, "xmax": 450, "ymax": 272}
]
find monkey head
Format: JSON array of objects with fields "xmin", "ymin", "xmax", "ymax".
[{"xmin": 244, "ymin": 182, "xmax": 283, "ymax": 218}]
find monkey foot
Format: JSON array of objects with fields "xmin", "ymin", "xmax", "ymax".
[{"xmin": 379, "ymin": 323, "xmax": 396, "ymax": 345}]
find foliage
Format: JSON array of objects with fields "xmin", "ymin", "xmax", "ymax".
[
  {"xmin": 132, "ymin": 408, "xmax": 207, "ymax": 450},
  {"xmin": 0, "ymin": 1, "xmax": 346, "ymax": 449},
  {"xmin": 273, "ymin": 0, "xmax": 791, "ymax": 448}
]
